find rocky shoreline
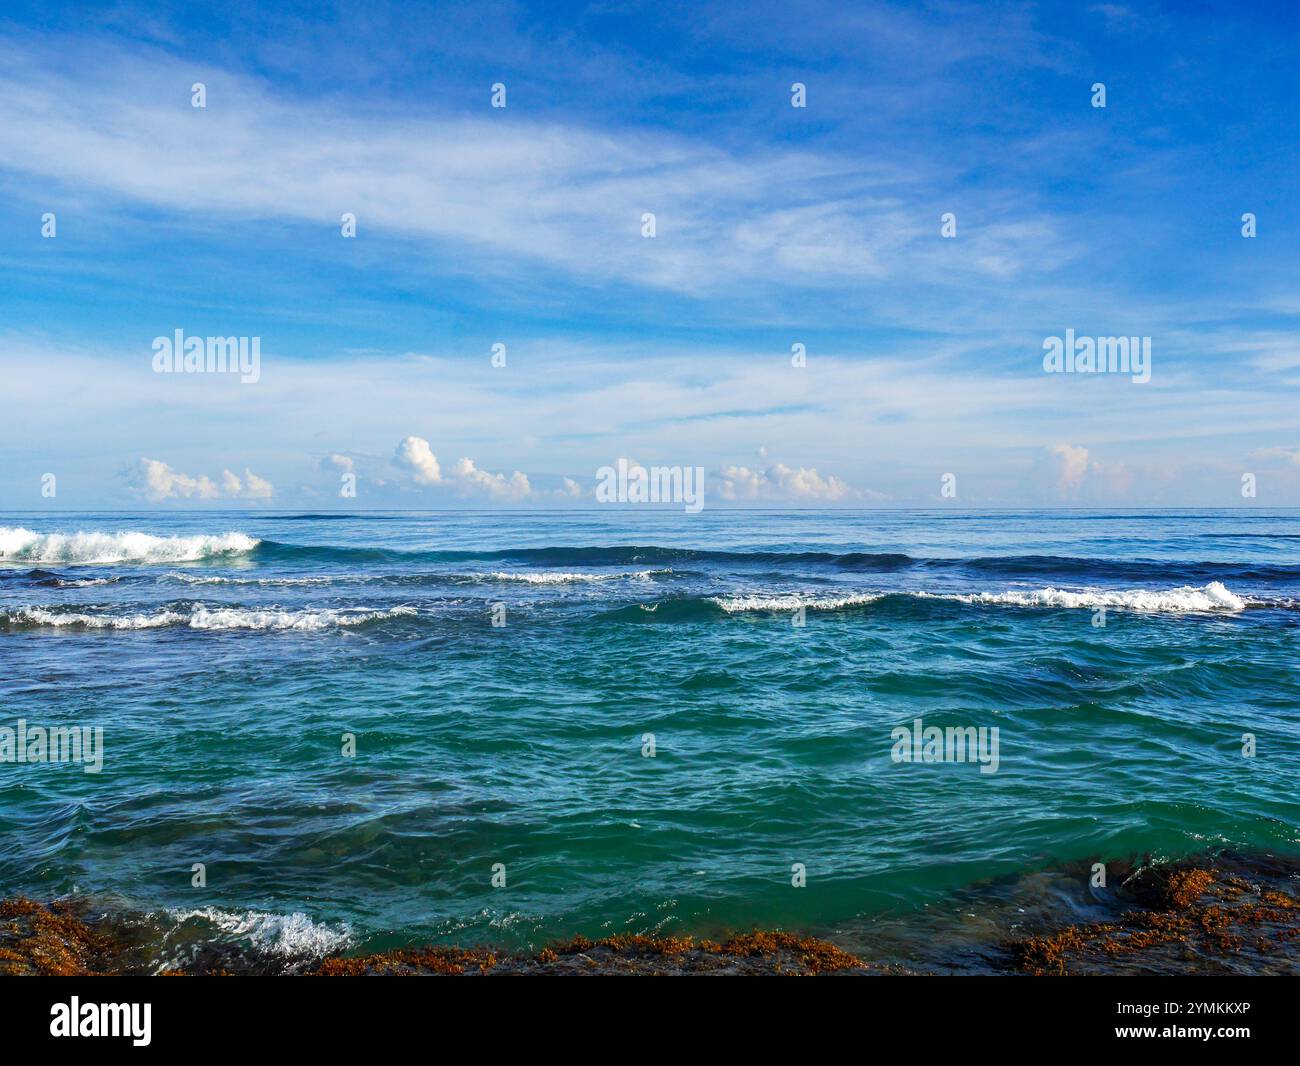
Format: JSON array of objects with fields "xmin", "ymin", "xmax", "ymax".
[{"xmin": 4, "ymin": 853, "xmax": 1299, "ymax": 976}]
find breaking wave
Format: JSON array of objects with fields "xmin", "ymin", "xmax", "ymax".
[
  {"xmin": 485, "ymin": 569, "xmax": 667, "ymax": 584},
  {"xmin": 164, "ymin": 572, "xmax": 335, "ymax": 587},
  {"xmin": 922, "ymin": 581, "xmax": 1248, "ymax": 613},
  {"xmin": 161, "ymin": 569, "xmax": 671, "ymax": 587},
  {"xmin": 610, "ymin": 582, "xmax": 1259, "ymax": 621},
  {"xmin": 163, "ymin": 907, "xmax": 352, "ymax": 960},
  {"xmin": 714, "ymin": 592, "xmax": 886, "ymax": 613},
  {"xmin": 0, "ymin": 603, "xmax": 416, "ymax": 631},
  {"xmin": 0, "ymin": 528, "xmax": 258, "ymax": 565}
]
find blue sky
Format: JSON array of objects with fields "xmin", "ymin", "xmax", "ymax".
[{"xmin": 1, "ymin": 0, "xmax": 1298, "ymax": 508}]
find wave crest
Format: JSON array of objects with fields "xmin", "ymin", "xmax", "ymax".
[
  {"xmin": 926, "ymin": 581, "xmax": 1247, "ymax": 613},
  {"xmin": 486, "ymin": 569, "xmax": 666, "ymax": 584},
  {"xmin": 164, "ymin": 572, "xmax": 333, "ymax": 587},
  {"xmin": 164, "ymin": 907, "xmax": 352, "ymax": 961},
  {"xmin": 0, "ymin": 528, "xmax": 259, "ymax": 565},
  {"xmin": 713, "ymin": 592, "xmax": 885, "ymax": 613},
  {"xmin": 1, "ymin": 603, "xmax": 416, "ymax": 631},
  {"xmin": 662, "ymin": 582, "xmax": 1253, "ymax": 619}
]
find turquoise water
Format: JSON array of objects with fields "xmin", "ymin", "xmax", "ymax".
[{"xmin": 1, "ymin": 510, "xmax": 1298, "ymax": 961}]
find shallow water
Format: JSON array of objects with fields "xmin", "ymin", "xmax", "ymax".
[{"xmin": 1, "ymin": 509, "xmax": 1298, "ymax": 964}]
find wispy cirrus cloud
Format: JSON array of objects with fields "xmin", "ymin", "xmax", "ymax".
[{"xmin": 0, "ymin": 40, "xmax": 1069, "ymax": 302}]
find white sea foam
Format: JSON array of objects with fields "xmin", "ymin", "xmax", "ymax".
[
  {"xmin": 185, "ymin": 605, "xmax": 416, "ymax": 630},
  {"xmin": 0, "ymin": 527, "xmax": 259, "ymax": 565},
  {"xmin": 488, "ymin": 569, "xmax": 664, "ymax": 584},
  {"xmin": 712, "ymin": 582, "xmax": 1250, "ymax": 615},
  {"xmin": 165, "ymin": 569, "xmax": 665, "ymax": 587},
  {"xmin": 166, "ymin": 907, "xmax": 352, "ymax": 958},
  {"xmin": 165, "ymin": 572, "xmax": 333, "ymax": 587},
  {"xmin": 6, "ymin": 607, "xmax": 185, "ymax": 629},
  {"xmin": 924, "ymin": 581, "xmax": 1247, "ymax": 613},
  {"xmin": 714, "ymin": 592, "xmax": 884, "ymax": 613},
  {"xmin": 2, "ymin": 604, "xmax": 416, "ymax": 630}
]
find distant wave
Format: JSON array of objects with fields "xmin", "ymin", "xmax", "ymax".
[
  {"xmin": 13, "ymin": 532, "xmax": 1282, "ymax": 583},
  {"xmin": 486, "ymin": 569, "xmax": 667, "ymax": 584},
  {"xmin": 246, "ymin": 541, "xmax": 1300, "ymax": 581},
  {"xmin": 252, "ymin": 540, "xmax": 919, "ymax": 569},
  {"xmin": 607, "ymin": 582, "xmax": 1258, "ymax": 622},
  {"xmin": 264, "ymin": 513, "xmax": 390, "ymax": 521},
  {"xmin": 165, "ymin": 572, "xmax": 335, "ymax": 587},
  {"xmin": 0, "ymin": 528, "xmax": 258, "ymax": 565},
  {"xmin": 1, "ymin": 603, "xmax": 416, "ymax": 631},
  {"xmin": 1196, "ymin": 532, "xmax": 1300, "ymax": 539},
  {"xmin": 161, "ymin": 569, "xmax": 671, "ymax": 587}
]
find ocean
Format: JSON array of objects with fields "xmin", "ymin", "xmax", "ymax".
[{"xmin": 1, "ymin": 509, "xmax": 1298, "ymax": 973}]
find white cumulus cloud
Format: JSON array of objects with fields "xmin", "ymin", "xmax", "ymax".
[
  {"xmin": 395, "ymin": 437, "xmax": 534, "ymax": 500},
  {"xmin": 395, "ymin": 436, "xmax": 442, "ymax": 484},
  {"xmin": 451, "ymin": 456, "xmax": 532, "ymax": 500},
  {"xmin": 1051, "ymin": 444, "xmax": 1091, "ymax": 492},
  {"xmin": 717, "ymin": 461, "xmax": 853, "ymax": 502},
  {"xmin": 239, "ymin": 469, "xmax": 274, "ymax": 499},
  {"xmin": 130, "ymin": 458, "xmax": 272, "ymax": 501}
]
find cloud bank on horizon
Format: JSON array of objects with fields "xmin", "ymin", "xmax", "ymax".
[{"xmin": 1, "ymin": 0, "xmax": 1298, "ymax": 509}]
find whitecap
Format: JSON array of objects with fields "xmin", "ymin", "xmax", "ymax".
[
  {"xmin": 0, "ymin": 527, "xmax": 259, "ymax": 565},
  {"xmin": 710, "ymin": 582, "xmax": 1250, "ymax": 615},
  {"xmin": 924, "ymin": 581, "xmax": 1247, "ymax": 612},
  {"xmin": 165, "ymin": 907, "xmax": 352, "ymax": 959},
  {"xmin": 164, "ymin": 572, "xmax": 333, "ymax": 587},
  {"xmin": 713, "ymin": 592, "xmax": 884, "ymax": 612},
  {"xmin": 1, "ymin": 604, "xmax": 416, "ymax": 630},
  {"xmin": 487, "ymin": 569, "xmax": 665, "ymax": 584}
]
